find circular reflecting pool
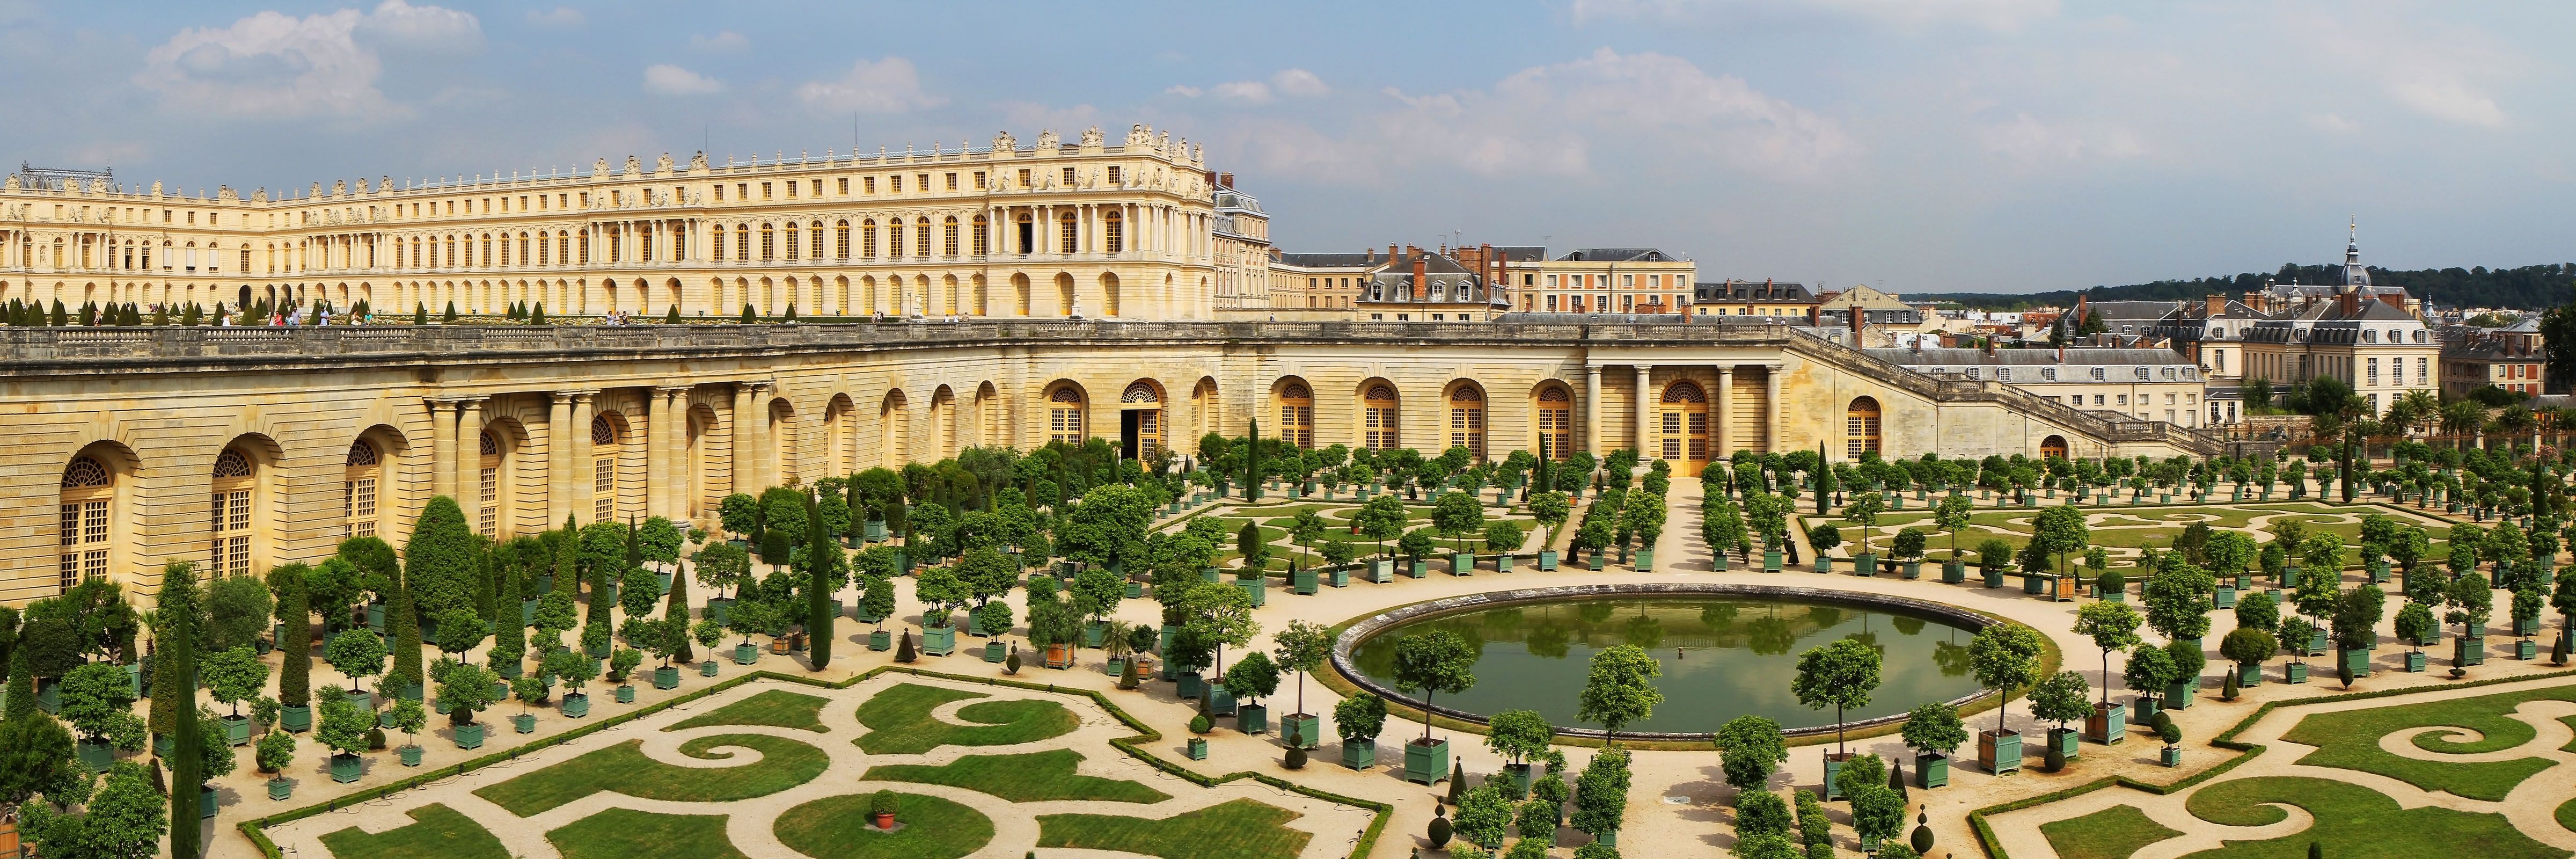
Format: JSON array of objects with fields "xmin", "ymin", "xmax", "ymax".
[{"xmin": 1345, "ymin": 596, "xmax": 1983, "ymax": 735}]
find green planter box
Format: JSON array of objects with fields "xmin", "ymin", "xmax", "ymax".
[
  {"xmin": 921, "ymin": 627, "xmax": 956, "ymax": 657},
  {"xmin": 2213, "ymin": 585, "xmax": 2235, "ymax": 609},
  {"xmin": 1498, "ymin": 554, "xmax": 1518, "ymax": 574},
  {"xmin": 983, "ymin": 640, "xmax": 1008, "ymax": 664},
  {"xmin": 2285, "ymin": 661, "xmax": 2307, "ymax": 683},
  {"xmin": 268, "ymin": 777, "xmax": 293, "ymax": 800},
  {"xmin": 2342, "ymin": 646, "xmax": 2372, "ymax": 677},
  {"xmin": 2162, "ymin": 745, "xmax": 2183, "ymax": 767},
  {"xmin": 1328, "ymin": 567, "xmax": 1350, "ymax": 588},
  {"xmin": 1900, "ymin": 561, "xmax": 1920, "ymax": 580},
  {"xmin": 1915, "ymin": 753, "xmax": 1948, "ymax": 788},
  {"xmin": 1979, "ymin": 730, "xmax": 2020, "ymax": 775},
  {"xmin": 2131, "ymin": 696, "xmax": 2160, "ymax": 724},
  {"xmin": 281, "ymin": 705, "xmax": 311, "ymax": 733},
  {"xmin": 1942, "ymin": 561, "xmax": 1966, "ymax": 584},
  {"xmin": 1450, "ymin": 553, "xmax": 1473, "ymax": 576},
  {"xmin": 1186, "ymin": 737, "xmax": 1208, "ymax": 760},
  {"xmin": 700, "ymin": 660, "xmax": 720, "ymax": 677},
  {"xmin": 399, "ymin": 744, "xmax": 423, "ymax": 766},
  {"xmin": 1236, "ymin": 576, "xmax": 1266, "ymax": 608},
  {"xmin": 1539, "ymin": 550, "xmax": 1559, "ymax": 571},
  {"xmin": 1342, "ymin": 738, "xmax": 1377, "ymax": 770},
  {"xmin": 222, "ymin": 715, "xmax": 253, "ymax": 747},
  {"xmin": 1292, "ymin": 568, "xmax": 1319, "ymax": 595},
  {"xmin": 456, "ymin": 722, "xmax": 486, "ymax": 749},
  {"xmin": 2458, "ymin": 636, "xmax": 2486, "ymax": 667},
  {"xmin": 2236, "ymin": 663, "xmax": 2261, "ymax": 686},
  {"xmin": 2405, "ymin": 650, "xmax": 2428, "ymax": 672},
  {"xmin": 75, "ymin": 739, "xmax": 113, "ymax": 773},
  {"xmin": 1593, "ymin": 550, "xmax": 1610, "ymax": 571},
  {"xmin": 1823, "ymin": 754, "xmax": 1848, "ymax": 800},
  {"xmin": 562, "ymin": 694, "xmax": 591, "ymax": 718},
  {"xmin": 868, "ymin": 630, "xmax": 892, "ymax": 651},
  {"xmin": 1854, "ymin": 554, "xmax": 1877, "ymax": 577},
  {"xmin": 1176, "ymin": 672, "xmax": 1205, "ymax": 700},
  {"xmin": 2165, "ymin": 680, "xmax": 2193, "ymax": 709},
  {"xmin": 2087, "ymin": 703, "xmax": 2124, "ymax": 744},
  {"xmin": 1634, "ymin": 548, "xmax": 1654, "ymax": 572},
  {"xmin": 1982, "ymin": 567, "xmax": 2005, "ymax": 588},
  {"xmin": 1208, "ymin": 688, "xmax": 1237, "ymax": 717},
  {"xmin": 1765, "ymin": 549, "xmax": 1783, "ymax": 573},
  {"xmin": 1814, "ymin": 555, "xmax": 1833, "ymax": 573},
  {"xmin": 2518, "ymin": 639, "xmax": 2540, "ymax": 661},
  {"xmin": 1409, "ymin": 560, "xmax": 1430, "ymax": 579},
  {"xmin": 734, "ymin": 643, "xmax": 760, "ymax": 664},
  {"xmin": 1403, "ymin": 738, "xmax": 1451, "ymax": 784},
  {"xmin": 1282, "ymin": 714, "xmax": 1321, "ymax": 749},
  {"xmin": 330, "ymin": 753, "xmax": 363, "ymax": 784},
  {"xmin": 2049, "ymin": 726, "xmax": 2081, "ymax": 761},
  {"xmin": 1368, "ymin": 560, "xmax": 1395, "ymax": 584},
  {"xmin": 616, "ymin": 685, "xmax": 636, "ymax": 703},
  {"xmin": 1710, "ymin": 553, "xmax": 1728, "ymax": 571},
  {"xmin": 514, "ymin": 713, "xmax": 537, "ymax": 733},
  {"xmin": 1238, "ymin": 703, "xmax": 1269, "ymax": 734},
  {"xmin": 1105, "ymin": 657, "xmax": 1127, "ymax": 679}
]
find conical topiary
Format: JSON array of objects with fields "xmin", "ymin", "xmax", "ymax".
[
  {"xmin": 664, "ymin": 305, "xmax": 681, "ymax": 324},
  {"xmin": 895, "ymin": 629, "xmax": 916, "ymax": 663},
  {"xmin": 740, "ymin": 303, "xmax": 756, "ymax": 323},
  {"xmin": 1446, "ymin": 762, "xmax": 1466, "ymax": 805}
]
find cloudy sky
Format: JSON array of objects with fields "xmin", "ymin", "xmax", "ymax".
[{"xmin": 6, "ymin": 0, "xmax": 2568, "ymax": 293}]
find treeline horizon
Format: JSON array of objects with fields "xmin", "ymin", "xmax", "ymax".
[{"xmin": 1914, "ymin": 261, "xmax": 2575, "ymax": 312}]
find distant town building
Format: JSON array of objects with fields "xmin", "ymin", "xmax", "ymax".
[
  {"xmin": 2441, "ymin": 316, "xmax": 2549, "ymax": 396},
  {"xmin": 1870, "ymin": 346, "xmax": 2211, "ymax": 427}
]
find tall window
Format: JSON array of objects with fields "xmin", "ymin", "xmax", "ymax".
[
  {"xmin": 915, "ymin": 217, "xmax": 932, "ymax": 258},
  {"xmin": 1279, "ymin": 382, "xmax": 1314, "ymax": 449},
  {"xmin": 1048, "ymin": 387, "xmax": 1086, "ymax": 445},
  {"xmin": 713, "ymin": 225, "xmax": 727, "ymax": 261},
  {"xmin": 943, "ymin": 216, "xmax": 961, "ymax": 257},
  {"xmin": 863, "ymin": 220, "xmax": 880, "ymax": 258},
  {"xmin": 810, "ymin": 221, "xmax": 824, "ymax": 260},
  {"xmin": 836, "ymin": 220, "xmax": 851, "ymax": 259},
  {"xmin": 1845, "ymin": 397, "xmax": 1883, "ymax": 459},
  {"xmin": 1537, "ymin": 388, "xmax": 1572, "ymax": 460},
  {"xmin": 1104, "ymin": 210, "xmax": 1124, "ymax": 253},
  {"xmin": 210, "ymin": 449, "xmax": 254, "ymax": 577},
  {"xmin": 889, "ymin": 221, "xmax": 905, "ymax": 258},
  {"xmin": 784, "ymin": 223, "xmax": 800, "ymax": 260},
  {"xmin": 591, "ymin": 416, "xmax": 618, "ymax": 524},
  {"xmin": 343, "ymin": 441, "xmax": 380, "ymax": 538},
  {"xmin": 1660, "ymin": 382, "xmax": 1710, "ymax": 469},
  {"xmin": 971, "ymin": 215, "xmax": 989, "ymax": 256},
  {"xmin": 477, "ymin": 431, "xmax": 502, "ymax": 537},
  {"xmin": 59, "ymin": 456, "xmax": 111, "ymax": 592},
  {"xmin": 1059, "ymin": 212, "xmax": 1079, "ymax": 254},
  {"xmin": 558, "ymin": 231, "xmax": 570, "ymax": 265},
  {"xmin": 1448, "ymin": 387, "xmax": 1485, "ymax": 460},
  {"xmin": 760, "ymin": 223, "xmax": 775, "ymax": 261},
  {"xmin": 1363, "ymin": 384, "xmax": 1400, "ymax": 450}
]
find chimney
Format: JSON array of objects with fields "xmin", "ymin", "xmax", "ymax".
[
  {"xmin": 1389, "ymin": 243, "xmax": 1400, "ymax": 263},
  {"xmin": 1413, "ymin": 250, "xmax": 1428, "ymax": 302},
  {"xmin": 2339, "ymin": 290, "xmax": 2361, "ymax": 318},
  {"xmin": 2206, "ymin": 294, "xmax": 2226, "ymax": 318},
  {"xmin": 1363, "ymin": 247, "xmax": 1373, "ymax": 263},
  {"xmin": 1218, "ymin": 172, "xmax": 1233, "ymax": 188},
  {"xmin": 2242, "ymin": 290, "xmax": 2266, "ymax": 314}
]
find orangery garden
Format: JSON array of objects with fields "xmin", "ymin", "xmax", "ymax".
[{"xmin": 6, "ymin": 432, "xmax": 2576, "ymax": 859}]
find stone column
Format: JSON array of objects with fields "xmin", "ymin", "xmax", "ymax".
[
  {"xmin": 1634, "ymin": 365, "xmax": 1653, "ymax": 455},
  {"xmin": 426, "ymin": 397, "xmax": 457, "ymax": 502},
  {"xmin": 646, "ymin": 386, "xmax": 675, "ymax": 520},
  {"xmin": 459, "ymin": 398, "xmax": 487, "ymax": 515},
  {"xmin": 1584, "ymin": 365, "xmax": 1604, "ymax": 455},
  {"xmin": 741, "ymin": 382, "xmax": 774, "ymax": 491},
  {"xmin": 566, "ymin": 391, "xmax": 596, "ymax": 525},
  {"xmin": 547, "ymin": 392, "xmax": 574, "ymax": 526},
  {"xmin": 1715, "ymin": 366, "xmax": 1735, "ymax": 460},
  {"xmin": 1765, "ymin": 364, "xmax": 1785, "ymax": 454}
]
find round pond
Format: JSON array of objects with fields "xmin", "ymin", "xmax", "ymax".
[{"xmin": 1345, "ymin": 595, "xmax": 1983, "ymax": 735}]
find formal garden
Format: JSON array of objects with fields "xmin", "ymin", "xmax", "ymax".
[{"xmin": 0, "ymin": 426, "xmax": 2571, "ymax": 859}]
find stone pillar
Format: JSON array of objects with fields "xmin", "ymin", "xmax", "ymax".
[
  {"xmin": 646, "ymin": 387, "xmax": 675, "ymax": 520},
  {"xmin": 426, "ymin": 397, "xmax": 457, "ymax": 502},
  {"xmin": 567, "ymin": 392, "xmax": 596, "ymax": 526},
  {"xmin": 1584, "ymin": 365, "xmax": 1604, "ymax": 455},
  {"xmin": 547, "ymin": 393, "xmax": 574, "ymax": 527},
  {"xmin": 1634, "ymin": 365, "xmax": 1653, "ymax": 455},
  {"xmin": 742, "ymin": 382, "xmax": 774, "ymax": 491},
  {"xmin": 1765, "ymin": 364, "xmax": 1785, "ymax": 454},
  {"xmin": 459, "ymin": 398, "xmax": 487, "ymax": 515},
  {"xmin": 1715, "ymin": 366, "xmax": 1735, "ymax": 460}
]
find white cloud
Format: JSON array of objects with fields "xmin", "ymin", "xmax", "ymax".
[
  {"xmin": 1571, "ymin": 0, "xmax": 2059, "ymax": 32},
  {"xmin": 2303, "ymin": 113, "xmax": 2359, "ymax": 134},
  {"xmin": 2388, "ymin": 75, "xmax": 2505, "ymax": 128},
  {"xmin": 355, "ymin": 0, "xmax": 480, "ymax": 48},
  {"xmin": 1270, "ymin": 68, "xmax": 1327, "ymax": 98},
  {"xmin": 642, "ymin": 63, "xmax": 722, "ymax": 96},
  {"xmin": 1977, "ymin": 113, "xmax": 2142, "ymax": 164},
  {"xmin": 689, "ymin": 30, "xmax": 747, "ymax": 51},
  {"xmin": 524, "ymin": 6, "xmax": 583, "ymax": 27},
  {"xmin": 1211, "ymin": 80, "xmax": 1272, "ymax": 103},
  {"xmin": 137, "ymin": 8, "xmax": 388, "ymax": 118},
  {"xmin": 1163, "ymin": 84, "xmax": 1203, "ymax": 98},
  {"xmin": 795, "ymin": 56, "xmax": 943, "ymax": 114}
]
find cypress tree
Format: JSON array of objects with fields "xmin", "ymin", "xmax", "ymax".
[
  {"xmin": 554, "ymin": 521, "xmax": 580, "ymax": 598},
  {"xmin": 161, "ymin": 561, "xmax": 203, "ymax": 859},
  {"xmin": 48, "ymin": 299, "xmax": 66, "ymax": 326},
  {"xmin": 741, "ymin": 303, "xmax": 756, "ymax": 323},
  {"xmin": 389, "ymin": 556, "xmax": 422, "ymax": 700},
  {"xmin": 414, "ymin": 303, "xmax": 428, "ymax": 325},
  {"xmin": 662, "ymin": 550, "xmax": 694, "ymax": 664},
  {"xmin": 664, "ymin": 305, "xmax": 681, "ymax": 324},
  {"xmin": 1246, "ymin": 419, "xmax": 1262, "ymax": 502},
  {"xmin": 442, "ymin": 301, "xmax": 459, "ymax": 323},
  {"xmin": 1816, "ymin": 441, "xmax": 1837, "ymax": 515},
  {"xmin": 530, "ymin": 302, "xmax": 547, "ymax": 325},
  {"xmin": 5, "ymin": 647, "xmax": 34, "ymax": 718},
  {"xmin": 807, "ymin": 494, "xmax": 835, "ymax": 671},
  {"xmin": 492, "ymin": 554, "xmax": 523, "ymax": 675},
  {"xmin": 280, "ymin": 565, "xmax": 310, "ymax": 710},
  {"xmin": 783, "ymin": 304, "xmax": 797, "ymax": 322},
  {"xmin": 151, "ymin": 303, "xmax": 169, "ymax": 326},
  {"xmin": 586, "ymin": 526, "xmax": 614, "ymax": 633}
]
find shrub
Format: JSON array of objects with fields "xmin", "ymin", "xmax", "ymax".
[
  {"xmin": 1189, "ymin": 713, "xmax": 1211, "ymax": 735},
  {"xmin": 1285, "ymin": 746, "xmax": 1307, "ymax": 769},
  {"xmin": 1427, "ymin": 811, "xmax": 1452, "ymax": 848},
  {"xmin": 255, "ymin": 731, "xmax": 295, "ymax": 774},
  {"xmin": 870, "ymin": 790, "xmax": 898, "ymax": 816}
]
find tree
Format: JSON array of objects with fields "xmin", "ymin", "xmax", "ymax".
[
  {"xmin": 2031, "ymin": 503, "xmax": 2090, "ymax": 576},
  {"xmin": 1934, "ymin": 494, "xmax": 1974, "ymax": 560},
  {"xmin": 804, "ymin": 494, "xmax": 839, "ymax": 671},
  {"xmin": 2028, "ymin": 670, "xmax": 2092, "ymax": 733},
  {"xmin": 437, "ymin": 660, "xmax": 501, "ymax": 725},
  {"xmin": 1334, "ymin": 692, "xmax": 1387, "ymax": 744},
  {"xmin": 2123, "ymin": 642, "xmax": 2176, "ymax": 703},
  {"xmin": 1791, "ymin": 638, "xmax": 1881, "ymax": 755},
  {"xmin": 1899, "ymin": 702, "xmax": 1967, "ymax": 760},
  {"xmin": 1577, "ymin": 644, "xmax": 1664, "ymax": 746},
  {"xmin": 404, "ymin": 497, "xmax": 481, "ymax": 622},
  {"xmin": 1355, "ymin": 493, "xmax": 1409, "ymax": 560},
  {"xmin": 324, "ymin": 627, "xmax": 387, "ymax": 696},
  {"xmin": 1390, "ymin": 630, "xmax": 1477, "ymax": 743},
  {"xmin": 1968, "ymin": 624, "xmax": 2046, "ymax": 736},
  {"xmin": 203, "ymin": 573, "xmax": 274, "ymax": 653},
  {"xmin": 1271, "ymin": 620, "xmax": 1331, "ymax": 718},
  {"xmin": 1794, "ymin": 788, "xmax": 1833, "ymax": 859},
  {"xmin": 2072, "ymin": 601, "xmax": 2142, "ymax": 706},
  {"xmin": 1850, "ymin": 783, "xmax": 1907, "ymax": 850},
  {"xmin": 1485, "ymin": 709, "xmax": 1554, "ymax": 770},
  {"xmin": 274, "ymin": 563, "xmax": 312, "ymax": 712},
  {"xmin": 1571, "ymin": 748, "xmax": 1632, "ymax": 840},
  {"xmin": 384, "ymin": 697, "xmax": 427, "ymax": 752},
  {"xmin": 201, "ymin": 645, "xmax": 269, "ymax": 718},
  {"xmin": 546, "ymin": 646, "xmax": 601, "ymax": 699},
  {"xmin": 1434, "ymin": 491, "xmax": 1487, "ymax": 555},
  {"xmin": 19, "ymin": 760, "xmax": 165, "ymax": 859},
  {"xmin": 1061, "ymin": 484, "xmax": 1154, "ymax": 572},
  {"xmin": 1715, "ymin": 715, "xmax": 1788, "ymax": 792},
  {"xmin": 2221, "ymin": 628, "xmax": 2278, "ymax": 675},
  {"xmin": 0, "ymin": 676, "xmax": 79, "ymax": 810},
  {"xmin": 1531, "ymin": 491, "xmax": 1572, "ymax": 549},
  {"xmin": 1220, "ymin": 651, "xmax": 1280, "ymax": 709}
]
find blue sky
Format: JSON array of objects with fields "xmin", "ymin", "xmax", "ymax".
[{"xmin": 5, "ymin": 0, "xmax": 2570, "ymax": 294}]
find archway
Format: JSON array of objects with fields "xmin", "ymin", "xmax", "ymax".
[
  {"xmin": 1275, "ymin": 378, "xmax": 1315, "ymax": 449},
  {"xmin": 58, "ymin": 450, "xmax": 121, "ymax": 592},
  {"xmin": 769, "ymin": 398, "xmax": 800, "ymax": 485},
  {"xmin": 210, "ymin": 446, "xmax": 260, "ymax": 577},
  {"xmin": 825, "ymin": 395, "xmax": 858, "ymax": 475},
  {"xmin": 1659, "ymin": 381, "xmax": 1711, "ymax": 476},
  {"xmin": 1845, "ymin": 397, "xmax": 1883, "ymax": 459},
  {"xmin": 2040, "ymin": 435, "xmax": 2069, "ymax": 461},
  {"xmin": 880, "ymin": 391, "xmax": 911, "ymax": 466},
  {"xmin": 1119, "ymin": 380, "xmax": 1164, "ymax": 460},
  {"xmin": 931, "ymin": 385, "xmax": 957, "ymax": 458},
  {"xmin": 1044, "ymin": 383, "xmax": 1088, "ymax": 447},
  {"xmin": 1446, "ymin": 382, "xmax": 1487, "ymax": 461},
  {"xmin": 590, "ymin": 412, "xmax": 627, "ymax": 524},
  {"xmin": 1360, "ymin": 381, "xmax": 1400, "ymax": 451},
  {"xmin": 1534, "ymin": 383, "xmax": 1575, "ymax": 461}
]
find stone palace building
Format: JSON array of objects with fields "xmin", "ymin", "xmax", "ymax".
[{"xmin": 0, "ymin": 124, "xmax": 2215, "ymax": 603}]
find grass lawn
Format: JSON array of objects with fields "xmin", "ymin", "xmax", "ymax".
[
  {"xmin": 2559, "ymin": 797, "xmax": 2576, "ymax": 835},
  {"xmin": 665, "ymin": 688, "xmax": 831, "ymax": 733},
  {"xmin": 854, "ymin": 682, "xmax": 1080, "ymax": 755},
  {"xmin": 473, "ymin": 733, "xmax": 832, "ymax": 815},
  {"xmin": 1037, "ymin": 797, "xmax": 1312, "ymax": 859},
  {"xmin": 2280, "ymin": 684, "xmax": 2576, "ymax": 801},
  {"xmin": 773, "ymin": 791, "xmax": 993, "ymax": 859},
  {"xmin": 2181, "ymin": 776, "xmax": 2559, "ymax": 859},
  {"xmin": 318, "ymin": 803, "xmax": 509, "ymax": 859},
  {"xmin": 547, "ymin": 809, "xmax": 750, "ymax": 859},
  {"xmin": 2039, "ymin": 804, "xmax": 2180, "ymax": 859},
  {"xmin": 862, "ymin": 749, "xmax": 1169, "ymax": 804}
]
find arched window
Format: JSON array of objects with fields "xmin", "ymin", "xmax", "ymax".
[
  {"xmin": 1122, "ymin": 382, "xmax": 1162, "ymax": 459},
  {"xmin": 1660, "ymin": 381, "xmax": 1709, "ymax": 471},
  {"xmin": 861, "ymin": 220, "xmax": 878, "ymax": 259},
  {"xmin": 971, "ymin": 215, "xmax": 989, "ymax": 256},
  {"xmin": 558, "ymin": 231, "xmax": 571, "ymax": 266},
  {"xmin": 59, "ymin": 456, "xmax": 112, "ymax": 591},
  {"xmin": 1845, "ymin": 397, "xmax": 1882, "ymax": 459},
  {"xmin": 759, "ymin": 223, "xmax": 775, "ymax": 261},
  {"xmin": 1048, "ymin": 386, "xmax": 1086, "ymax": 446},
  {"xmin": 784, "ymin": 222, "xmax": 800, "ymax": 261},
  {"xmin": 889, "ymin": 220, "xmax": 904, "ymax": 259},
  {"xmin": 1447, "ymin": 385, "xmax": 1485, "ymax": 460},
  {"xmin": 518, "ymin": 232, "xmax": 531, "ymax": 267},
  {"xmin": 809, "ymin": 221, "xmax": 824, "ymax": 260},
  {"xmin": 477, "ymin": 430, "xmax": 503, "ymax": 537},
  {"xmin": 1536, "ymin": 387, "xmax": 1572, "ymax": 460},
  {"xmin": 836, "ymin": 220, "xmax": 851, "ymax": 259},
  {"xmin": 2040, "ymin": 435, "xmax": 2069, "ymax": 461},
  {"xmin": 1104, "ymin": 209, "xmax": 1124, "ymax": 253},
  {"xmin": 713, "ymin": 224, "xmax": 727, "ymax": 262},
  {"xmin": 943, "ymin": 216, "xmax": 961, "ymax": 257},
  {"xmin": 343, "ymin": 441, "xmax": 381, "ymax": 538},
  {"xmin": 881, "ymin": 392, "xmax": 911, "ymax": 465},
  {"xmin": 1059, "ymin": 211, "xmax": 1079, "ymax": 254},
  {"xmin": 915, "ymin": 217, "xmax": 932, "ymax": 258},
  {"xmin": 1278, "ymin": 382, "xmax": 1314, "ymax": 449},
  {"xmin": 211, "ymin": 448, "xmax": 255, "ymax": 577},
  {"xmin": 1363, "ymin": 384, "xmax": 1400, "ymax": 450},
  {"xmin": 591, "ymin": 415, "xmax": 619, "ymax": 523}
]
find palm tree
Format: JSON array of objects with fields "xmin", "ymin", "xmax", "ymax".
[
  {"xmin": 2498, "ymin": 406, "xmax": 2539, "ymax": 452},
  {"xmin": 2398, "ymin": 390, "xmax": 2441, "ymax": 435},
  {"xmin": 2441, "ymin": 402, "xmax": 2486, "ymax": 450}
]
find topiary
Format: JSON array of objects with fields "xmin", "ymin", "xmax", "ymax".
[
  {"xmin": 895, "ymin": 629, "xmax": 916, "ymax": 664},
  {"xmin": 1428, "ymin": 808, "xmax": 1453, "ymax": 849},
  {"xmin": 1189, "ymin": 713, "xmax": 1212, "ymax": 735},
  {"xmin": 870, "ymin": 789, "xmax": 898, "ymax": 817},
  {"xmin": 365, "ymin": 727, "xmax": 386, "ymax": 751},
  {"xmin": 1285, "ymin": 745, "xmax": 1307, "ymax": 770},
  {"xmin": 1912, "ymin": 822, "xmax": 1935, "ymax": 854},
  {"xmin": 1005, "ymin": 649, "xmax": 1021, "ymax": 675},
  {"xmin": 2158, "ymin": 720, "xmax": 2183, "ymax": 747}
]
